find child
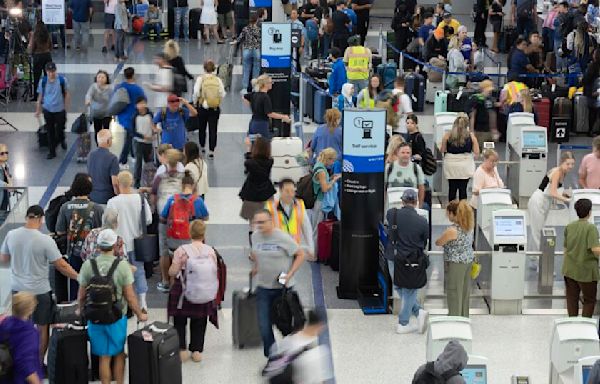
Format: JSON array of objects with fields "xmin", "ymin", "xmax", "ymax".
[
  {"xmin": 155, "ymin": 143, "xmax": 185, "ymax": 178},
  {"xmin": 143, "ymin": 3, "xmax": 163, "ymax": 38},
  {"xmin": 114, "ymin": 0, "xmax": 129, "ymax": 60},
  {"xmin": 132, "ymin": 97, "xmax": 158, "ymax": 188}
]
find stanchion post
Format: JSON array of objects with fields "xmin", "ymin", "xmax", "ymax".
[
  {"xmin": 399, "ymin": 53, "xmax": 404, "ymax": 76},
  {"xmin": 442, "ymin": 71, "xmax": 447, "ymax": 92},
  {"xmin": 496, "ymin": 62, "xmax": 501, "ymax": 89},
  {"xmin": 299, "ymin": 73, "xmax": 305, "ymax": 127},
  {"xmin": 378, "ymin": 24, "xmax": 384, "ymax": 63}
]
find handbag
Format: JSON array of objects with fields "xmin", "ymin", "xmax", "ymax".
[
  {"xmin": 107, "ymin": 86, "xmax": 130, "ymax": 116},
  {"xmin": 133, "ymin": 194, "xmax": 159, "ymax": 263},
  {"xmin": 471, "ymin": 259, "xmax": 482, "ymax": 279},
  {"xmin": 70, "ymin": 113, "xmax": 88, "ymax": 134}
]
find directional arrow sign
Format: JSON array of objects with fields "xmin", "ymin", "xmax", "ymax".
[{"xmin": 556, "ymin": 128, "xmax": 565, "ymax": 138}]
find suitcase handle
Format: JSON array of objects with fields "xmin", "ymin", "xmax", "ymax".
[
  {"xmin": 248, "ymin": 271, "xmax": 253, "ymax": 292},
  {"xmin": 148, "ymin": 324, "xmax": 169, "ymax": 334}
]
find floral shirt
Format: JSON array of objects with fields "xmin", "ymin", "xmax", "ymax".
[
  {"xmin": 80, "ymin": 227, "xmax": 127, "ymax": 261},
  {"xmin": 443, "ymin": 224, "xmax": 474, "ymax": 264},
  {"xmin": 239, "ymin": 24, "xmax": 261, "ymax": 50}
]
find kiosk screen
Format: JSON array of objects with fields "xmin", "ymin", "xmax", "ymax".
[
  {"xmin": 494, "ymin": 216, "xmax": 525, "ymax": 237},
  {"xmin": 461, "ymin": 365, "xmax": 487, "ymax": 384},
  {"xmin": 522, "ymin": 131, "xmax": 546, "ymax": 149},
  {"xmin": 582, "ymin": 365, "xmax": 592, "ymax": 384}
]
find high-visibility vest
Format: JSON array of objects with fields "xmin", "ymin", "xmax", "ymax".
[
  {"xmin": 358, "ymin": 88, "xmax": 375, "ymax": 109},
  {"xmin": 346, "ymin": 46, "xmax": 370, "ymax": 81},
  {"xmin": 265, "ymin": 199, "xmax": 306, "ymax": 244},
  {"xmin": 504, "ymin": 81, "xmax": 527, "ymax": 105}
]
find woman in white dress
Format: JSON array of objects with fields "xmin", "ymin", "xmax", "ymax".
[{"xmin": 200, "ymin": 0, "xmax": 224, "ymax": 44}]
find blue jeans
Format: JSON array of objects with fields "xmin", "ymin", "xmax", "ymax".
[
  {"xmin": 143, "ymin": 22, "xmax": 162, "ymax": 36},
  {"xmin": 242, "ymin": 48, "xmax": 261, "ymax": 92},
  {"xmin": 388, "ymin": 260, "xmax": 422, "ymax": 326},
  {"xmin": 174, "ymin": 7, "xmax": 189, "ymax": 40},
  {"xmin": 256, "ymin": 286, "xmax": 284, "ymax": 357},
  {"xmin": 128, "ymin": 252, "xmax": 148, "ymax": 295},
  {"xmin": 119, "ymin": 130, "xmax": 134, "ymax": 164}
]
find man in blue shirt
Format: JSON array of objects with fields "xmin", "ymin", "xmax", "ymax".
[
  {"xmin": 328, "ymin": 47, "xmax": 347, "ymax": 96},
  {"xmin": 508, "ymin": 37, "xmax": 538, "ymax": 87},
  {"xmin": 342, "ymin": 1, "xmax": 357, "ymax": 34},
  {"xmin": 69, "ymin": 0, "xmax": 93, "ymax": 50},
  {"xmin": 153, "ymin": 94, "xmax": 198, "ymax": 150},
  {"xmin": 417, "ymin": 13, "xmax": 435, "ymax": 56},
  {"xmin": 35, "ymin": 62, "xmax": 70, "ymax": 160},
  {"xmin": 115, "ymin": 67, "xmax": 146, "ymax": 166}
]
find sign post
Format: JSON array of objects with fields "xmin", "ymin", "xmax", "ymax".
[
  {"xmin": 261, "ymin": 22, "xmax": 292, "ymax": 136},
  {"xmin": 337, "ymin": 108, "xmax": 386, "ymax": 299}
]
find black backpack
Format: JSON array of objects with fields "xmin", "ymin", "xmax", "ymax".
[
  {"xmin": 296, "ymin": 172, "xmax": 316, "ymax": 209},
  {"xmin": 84, "ymin": 259, "xmax": 123, "ymax": 325},
  {"xmin": 45, "ymin": 192, "xmax": 72, "ymax": 233},
  {"xmin": 271, "ymin": 288, "xmax": 305, "ymax": 336},
  {"xmin": 172, "ymin": 68, "xmax": 187, "ymax": 95},
  {"xmin": 413, "ymin": 361, "xmax": 461, "ymax": 384}
]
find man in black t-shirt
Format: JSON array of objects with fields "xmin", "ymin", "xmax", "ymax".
[
  {"xmin": 352, "ymin": 0, "xmax": 372, "ymax": 46},
  {"xmin": 331, "ymin": 0, "xmax": 350, "ymax": 52},
  {"xmin": 468, "ymin": 80, "xmax": 499, "ymax": 151},
  {"xmin": 300, "ymin": 0, "xmax": 323, "ymax": 23},
  {"xmin": 217, "ymin": 0, "xmax": 235, "ymax": 39}
]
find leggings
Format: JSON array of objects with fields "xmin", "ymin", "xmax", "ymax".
[{"xmin": 448, "ymin": 179, "xmax": 469, "ymax": 202}]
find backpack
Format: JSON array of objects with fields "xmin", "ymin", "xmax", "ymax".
[
  {"xmin": 262, "ymin": 344, "xmax": 314, "ymax": 384},
  {"xmin": 41, "ymin": 75, "xmax": 66, "ymax": 102},
  {"xmin": 67, "ymin": 202, "xmax": 95, "ymax": 258},
  {"xmin": 413, "ymin": 361, "xmax": 461, "ymax": 384},
  {"xmin": 413, "ymin": 134, "xmax": 437, "ymax": 176},
  {"xmin": 166, "ymin": 194, "xmax": 197, "ymax": 240},
  {"xmin": 214, "ymin": 248, "xmax": 227, "ymax": 305},
  {"xmin": 172, "ymin": 68, "xmax": 187, "ymax": 95},
  {"xmin": 177, "ymin": 244, "xmax": 218, "ymax": 306},
  {"xmin": 84, "ymin": 258, "xmax": 123, "ymax": 325},
  {"xmin": 305, "ymin": 19, "xmax": 319, "ymax": 42},
  {"xmin": 271, "ymin": 288, "xmax": 306, "ymax": 336},
  {"xmin": 296, "ymin": 172, "xmax": 316, "ymax": 209},
  {"xmin": 46, "ymin": 192, "xmax": 72, "ymax": 233},
  {"xmin": 160, "ymin": 107, "xmax": 185, "ymax": 122},
  {"xmin": 199, "ymin": 74, "xmax": 222, "ymax": 109}
]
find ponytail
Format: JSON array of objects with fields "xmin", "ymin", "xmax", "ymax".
[{"xmin": 446, "ymin": 200, "xmax": 474, "ymax": 232}]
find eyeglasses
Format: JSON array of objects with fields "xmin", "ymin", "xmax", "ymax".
[{"xmin": 0, "ymin": 152, "xmax": 8, "ymax": 155}]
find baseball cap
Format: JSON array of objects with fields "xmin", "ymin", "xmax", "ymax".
[
  {"xmin": 26, "ymin": 205, "xmax": 44, "ymax": 218},
  {"xmin": 401, "ymin": 189, "xmax": 418, "ymax": 203},
  {"xmin": 167, "ymin": 94, "xmax": 180, "ymax": 103},
  {"xmin": 45, "ymin": 62, "xmax": 57, "ymax": 71},
  {"xmin": 443, "ymin": 12, "xmax": 452, "ymax": 19},
  {"xmin": 97, "ymin": 229, "xmax": 118, "ymax": 248}
]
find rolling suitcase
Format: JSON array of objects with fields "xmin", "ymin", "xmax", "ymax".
[
  {"xmin": 232, "ymin": 273, "xmax": 261, "ymax": 349},
  {"xmin": 533, "ymin": 97, "xmax": 551, "ymax": 130},
  {"xmin": 38, "ymin": 125, "xmax": 48, "ymax": 148},
  {"xmin": 303, "ymin": 77, "xmax": 315, "ymax": 121},
  {"xmin": 313, "ymin": 89, "xmax": 332, "ymax": 124},
  {"xmin": 128, "ymin": 322, "xmax": 182, "ymax": 384},
  {"xmin": 447, "ymin": 88, "xmax": 476, "ymax": 113},
  {"xmin": 541, "ymin": 83, "xmax": 569, "ymax": 99},
  {"xmin": 317, "ymin": 219, "xmax": 336, "ymax": 263},
  {"xmin": 218, "ymin": 45, "xmax": 234, "ymax": 91},
  {"xmin": 189, "ymin": 8, "xmax": 202, "ymax": 39},
  {"xmin": 47, "ymin": 323, "xmax": 88, "ymax": 384},
  {"xmin": 550, "ymin": 96, "xmax": 572, "ymax": 142},
  {"xmin": 372, "ymin": 54, "xmax": 382, "ymax": 68},
  {"xmin": 377, "ymin": 62, "xmax": 397, "ymax": 90},
  {"xmin": 330, "ymin": 221, "xmax": 341, "ymax": 271},
  {"xmin": 425, "ymin": 80, "xmax": 443, "ymax": 104},
  {"xmin": 77, "ymin": 133, "xmax": 91, "ymax": 162},
  {"xmin": 271, "ymin": 137, "xmax": 305, "ymax": 183},
  {"xmin": 573, "ymin": 93, "xmax": 589, "ymax": 134},
  {"xmin": 404, "ymin": 72, "xmax": 425, "ymax": 112},
  {"xmin": 434, "ymin": 90, "xmax": 448, "ymax": 113},
  {"xmin": 499, "ymin": 25, "xmax": 517, "ymax": 54}
]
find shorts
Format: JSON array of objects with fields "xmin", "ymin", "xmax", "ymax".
[
  {"xmin": 217, "ymin": 12, "xmax": 233, "ymax": 29},
  {"xmin": 491, "ymin": 20, "xmax": 502, "ymax": 33},
  {"xmin": 30, "ymin": 291, "xmax": 56, "ymax": 326},
  {"xmin": 248, "ymin": 119, "xmax": 271, "ymax": 140},
  {"xmin": 104, "ymin": 13, "xmax": 115, "ymax": 29},
  {"xmin": 88, "ymin": 316, "xmax": 127, "ymax": 357}
]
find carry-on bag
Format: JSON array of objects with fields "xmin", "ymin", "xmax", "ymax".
[
  {"xmin": 426, "ymin": 80, "xmax": 443, "ymax": 104},
  {"xmin": 404, "ymin": 72, "xmax": 425, "ymax": 112},
  {"xmin": 377, "ymin": 62, "xmax": 397, "ymax": 90},
  {"xmin": 217, "ymin": 45, "xmax": 234, "ymax": 91},
  {"xmin": 134, "ymin": 193, "xmax": 159, "ymax": 262},
  {"xmin": 271, "ymin": 137, "xmax": 306, "ymax": 183},
  {"xmin": 550, "ymin": 96, "xmax": 572, "ymax": 142},
  {"xmin": 573, "ymin": 93, "xmax": 589, "ymax": 134},
  {"xmin": 128, "ymin": 321, "xmax": 182, "ymax": 384},
  {"xmin": 317, "ymin": 219, "xmax": 336, "ymax": 263},
  {"xmin": 434, "ymin": 90, "xmax": 448, "ymax": 113},
  {"xmin": 532, "ymin": 97, "xmax": 551, "ymax": 130},
  {"xmin": 47, "ymin": 323, "xmax": 88, "ymax": 384},
  {"xmin": 232, "ymin": 272, "xmax": 261, "ymax": 349},
  {"xmin": 189, "ymin": 8, "xmax": 202, "ymax": 39},
  {"xmin": 313, "ymin": 89, "xmax": 332, "ymax": 124},
  {"xmin": 302, "ymin": 76, "xmax": 315, "ymax": 121}
]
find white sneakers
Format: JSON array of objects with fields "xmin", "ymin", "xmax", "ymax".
[
  {"xmin": 396, "ymin": 323, "xmax": 418, "ymax": 334},
  {"xmin": 395, "ymin": 309, "xmax": 429, "ymax": 334}
]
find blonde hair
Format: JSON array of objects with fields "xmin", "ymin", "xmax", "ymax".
[
  {"xmin": 446, "ymin": 200, "xmax": 474, "ymax": 231},
  {"xmin": 560, "ymin": 151, "xmax": 575, "ymax": 164},
  {"xmin": 251, "ymin": 74, "xmax": 272, "ymax": 91},
  {"xmin": 117, "ymin": 170, "xmax": 133, "ymax": 187},
  {"xmin": 163, "ymin": 39, "xmax": 180, "ymax": 60},
  {"xmin": 317, "ymin": 147, "xmax": 337, "ymax": 164},
  {"xmin": 449, "ymin": 114, "xmax": 470, "ymax": 147},
  {"xmin": 189, "ymin": 219, "xmax": 206, "ymax": 240},
  {"xmin": 519, "ymin": 89, "xmax": 533, "ymax": 113},
  {"xmin": 165, "ymin": 149, "xmax": 182, "ymax": 168},
  {"xmin": 12, "ymin": 292, "xmax": 37, "ymax": 319},
  {"xmin": 482, "ymin": 148, "xmax": 498, "ymax": 159},
  {"xmin": 158, "ymin": 143, "xmax": 173, "ymax": 155},
  {"xmin": 386, "ymin": 134, "xmax": 405, "ymax": 162},
  {"xmin": 448, "ymin": 36, "xmax": 460, "ymax": 50},
  {"xmin": 324, "ymin": 109, "xmax": 341, "ymax": 133}
]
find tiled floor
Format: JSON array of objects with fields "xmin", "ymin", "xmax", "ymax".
[{"xmin": 1, "ymin": 1, "xmax": 599, "ymax": 382}]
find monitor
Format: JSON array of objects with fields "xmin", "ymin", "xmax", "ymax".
[
  {"xmin": 461, "ymin": 364, "xmax": 487, "ymax": 384},
  {"xmin": 582, "ymin": 364, "xmax": 592, "ymax": 384},
  {"xmin": 494, "ymin": 216, "xmax": 525, "ymax": 237},
  {"xmin": 522, "ymin": 130, "xmax": 546, "ymax": 149}
]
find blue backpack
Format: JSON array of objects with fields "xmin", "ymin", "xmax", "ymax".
[{"xmin": 305, "ymin": 19, "xmax": 319, "ymax": 42}]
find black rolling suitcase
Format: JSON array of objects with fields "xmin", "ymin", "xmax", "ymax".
[
  {"xmin": 232, "ymin": 273, "xmax": 261, "ymax": 349},
  {"xmin": 499, "ymin": 25, "xmax": 518, "ymax": 54},
  {"xmin": 47, "ymin": 323, "xmax": 89, "ymax": 384},
  {"xmin": 128, "ymin": 321, "xmax": 182, "ymax": 384},
  {"xmin": 38, "ymin": 125, "xmax": 48, "ymax": 148},
  {"xmin": 303, "ymin": 76, "xmax": 315, "ymax": 121},
  {"xmin": 404, "ymin": 72, "xmax": 425, "ymax": 112},
  {"xmin": 189, "ymin": 8, "xmax": 202, "ymax": 39},
  {"xmin": 448, "ymin": 88, "xmax": 477, "ymax": 113},
  {"xmin": 330, "ymin": 221, "xmax": 341, "ymax": 271}
]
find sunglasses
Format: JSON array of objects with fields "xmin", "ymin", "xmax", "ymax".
[{"xmin": 0, "ymin": 152, "xmax": 8, "ymax": 155}]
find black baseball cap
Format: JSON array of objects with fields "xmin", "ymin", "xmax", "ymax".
[
  {"xmin": 26, "ymin": 205, "xmax": 44, "ymax": 218},
  {"xmin": 45, "ymin": 62, "xmax": 57, "ymax": 71}
]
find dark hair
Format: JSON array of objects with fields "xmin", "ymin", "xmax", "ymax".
[
  {"xmin": 528, "ymin": 31, "xmax": 539, "ymax": 38},
  {"xmin": 423, "ymin": 12, "xmax": 433, "ymax": 19},
  {"xmin": 182, "ymin": 170, "xmax": 195, "ymax": 187},
  {"xmin": 575, "ymin": 198, "xmax": 593, "ymax": 219},
  {"xmin": 258, "ymin": 7, "xmax": 267, "ymax": 17},
  {"xmin": 368, "ymin": 74, "xmax": 383, "ymax": 98},
  {"xmin": 32, "ymin": 22, "xmax": 51, "ymax": 48},
  {"xmin": 249, "ymin": 13, "xmax": 258, "ymax": 24},
  {"xmin": 70, "ymin": 173, "xmax": 93, "ymax": 196},
  {"xmin": 251, "ymin": 137, "xmax": 271, "ymax": 160},
  {"xmin": 253, "ymin": 208, "xmax": 272, "ymax": 219},
  {"xmin": 306, "ymin": 309, "xmax": 325, "ymax": 326},
  {"xmin": 394, "ymin": 76, "xmax": 405, "ymax": 87},
  {"xmin": 136, "ymin": 96, "xmax": 147, "ymax": 104},
  {"xmin": 278, "ymin": 178, "xmax": 296, "ymax": 189},
  {"xmin": 204, "ymin": 60, "xmax": 216, "ymax": 73},
  {"xmin": 406, "ymin": 113, "xmax": 418, "ymax": 124},
  {"xmin": 95, "ymin": 70, "xmax": 111, "ymax": 84},
  {"xmin": 559, "ymin": 1, "xmax": 568, "ymax": 7},
  {"xmin": 329, "ymin": 47, "xmax": 341, "ymax": 59},
  {"xmin": 515, "ymin": 37, "xmax": 527, "ymax": 46},
  {"xmin": 183, "ymin": 141, "xmax": 201, "ymax": 164},
  {"xmin": 124, "ymin": 67, "xmax": 135, "ymax": 79}
]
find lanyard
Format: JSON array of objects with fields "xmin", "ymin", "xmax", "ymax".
[{"xmin": 277, "ymin": 201, "xmax": 293, "ymax": 233}]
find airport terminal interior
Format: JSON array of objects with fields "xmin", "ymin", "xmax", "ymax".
[{"xmin": 2, "ymin": 0, "xmax": 600, "ymax": 382}]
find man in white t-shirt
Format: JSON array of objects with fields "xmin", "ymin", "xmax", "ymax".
[
  {"xmin": 144, "ymin": 53, "xmax": 174, "ymax": 109},
  {"xmin": 392, "ymin": 76, "xmax": 413, "ymax": 139},
  {"xmin": 103, "ymin": 0, "xmax": 117, "ymax": 53}
]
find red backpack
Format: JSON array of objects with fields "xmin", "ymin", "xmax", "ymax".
[{"xmin": 166, "ymin": 194, "xmax": 197, "ymax": 240}]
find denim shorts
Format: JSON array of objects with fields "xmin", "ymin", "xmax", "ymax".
[
  {"xmin": 88, "ymin": 315, "xmax": 127, "ymax": 356},
  {"xmin": 248, "ymin": 119, "xmax": 271, "ymax": 140},
  {"xmin": 104, "ymin": 13, "xmax": 115, "ymax": 29}
]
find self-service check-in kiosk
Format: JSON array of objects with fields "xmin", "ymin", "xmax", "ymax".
[
  {"xmin": 476, "ymin": 189, "xmax": 513, "ymax": 247},
  {"xmin": 426, "ymin": 316, "xmax": 473, "ymax": 361},
  {"xmin": 506, "ymin": 125, "xmax": 548, "ymax": 207},
  {"xmin": 569, "ymin": 190, "xmax": 600, "ymax": 223},
  {"xmin": 574, "ymin": 356, "xmax": 600, "ymax": 384},
  {"xmin": 490, "ymin": 209, "xmax": 527, "ymax": 314},
  {"xmin": 505, "ymin": 112, "xmax": 536, "ymax": 159},
  {"xmin": 433, "ymin": 112, "xmax": 458, "ymax": 197},
  {"xmin": 387, "ymin": 187, "xmax": 420, "ymax": 210},
  {"xmin": 462, "ymin": 356, "xmax": 489, "ymax": 384},
  {"xmin": 550, "ymin": 318, "xmax": 600, "ymax": 384}
]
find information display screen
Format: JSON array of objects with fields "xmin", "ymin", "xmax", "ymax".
[
  {"xmin": 494, "ymin": 216, "xmax": 525, "ymax": 237},
  {"xmin": 582, "ymin": 365, "xmax": 592, "ymax": 384},
  {"xmin": 522, "ymin": 131, "xmax": 546, "ymax": 149},
  {"xmin": 461, "ymin": 365, "xmax": 487, "ymax": 384}
]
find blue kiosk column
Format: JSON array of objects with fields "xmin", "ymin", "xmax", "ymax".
[{"xmin": 337, "ymin": 109, "xmax": 386, "ymax": 299}]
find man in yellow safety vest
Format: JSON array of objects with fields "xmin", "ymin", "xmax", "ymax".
[
  {"xmin": 344, "ymin": 34, "xmax": 371, "ymax": 94},
  {"xmin": 265, "ymin": 178, "xmax": 314, "ymax": 260}
]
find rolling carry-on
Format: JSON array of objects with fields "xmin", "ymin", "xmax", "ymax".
[
  {"xmin": 541, "ymin": 83, "xmax": 569, "ymax": 99},
  {"xmin": 313, "ymin": 89, "xmax": 332, "ymax": 124},
  {"xmin": 218, "ymin": 45, "xmax": 234, "ymax": 91},
  {"xmin": 434, "ymin": 90, "xmax": 448, "ymax": 113},
  {"xmin": 317, "ymin": 219, "xmax": 337, "ymax": 263},
  {"xmin": 533, "ymin": 97, "xmax": 551, "ymax": 130},
  {"xmin": 573, "ymin": 93, "xmax": 589, "ymax": 135},
  {"xmin": 47, "ymin": 323, "xmax": 88, "ymax": 384},
  {"xmin": 425, "ymin": 80, "xmax": 443, "ymax": 104},
  {"xmin": 499, "ymin": 25, "xmax": 518, "ymax": 54},
  {"xmin": 128, "ymin": 322, "xmax": 182, "ymax": 384},
  {"xmin": 550, "ymin": 96, "xmax": 572, "ymax": 142},
  {"xmin": 404, "ymin": 72, "xmax": 425, "ymax": 112},
  {"xmin": 77, "ymin": 133, "xmax": 91, "ymax": 162},
  {"xmin": 232, "ymin": 273, "xmax": 261, "ymax": 349},
  {"xmin": 330, "ymin": 221, "xmax": 341, "ymax": 271},
  {"xmin": 377, "ymin": 62, "xmax": 397, "ymax": 90},
  {"xmin": 448, "ymin": 88, "xmax": 476, "ymax": 113},
  {"xmin": 303, "ymin": 77, "xmax": 315, "ymax": 121},
  {"xmin": 271, "ymin": 137, "xmax": 306, "ymax": 183},
  {"xmin": 38, "ymin": 125, "xmax": 48, "ymax": 148}
]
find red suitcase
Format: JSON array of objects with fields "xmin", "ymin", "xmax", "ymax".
[
  {"xmin": 317, "ymin": 219, "xmax": 336, "ymax": 263},
  {"xmin": 533, "ymin": 97, "xmax": 551, "ymax": 132}
]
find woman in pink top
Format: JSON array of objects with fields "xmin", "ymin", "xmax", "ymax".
[{"xmin": 470, "ymin": 149, "xmax": 504, "ymax": 225}]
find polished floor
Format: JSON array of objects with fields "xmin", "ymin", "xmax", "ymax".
[{"xmin": 0, "ymin": 1, "xmax": 598, "ymax": 382}]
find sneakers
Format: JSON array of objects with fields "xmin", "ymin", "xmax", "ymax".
[
  {"xmin": 208, "ymin": 151, "xmax": 214, "ymax": 159},
  {"xmin": 191, "ymin": 352, "xmax": 202, "ymax": 362},
  {"xmin": 102, "ymin": 46, "xmax": 107, "ymax": 53},
  {"xmin": 156, "ymin": 281, "xmax": 170, "ymax": 293},
  {"xmin": 417, "ymin": 309, "xmax": 429, "ymax": 334},
  {"xmin": 396, "ymin": 323, "xmax": 418, "ymax": 334},
  {"xmin": 119, "ymin": 163, "xmax": 129, "ymax": 170},
  {"xmin": 201, "ymin": 147, "xmax": 206, "ymax": 154}
]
